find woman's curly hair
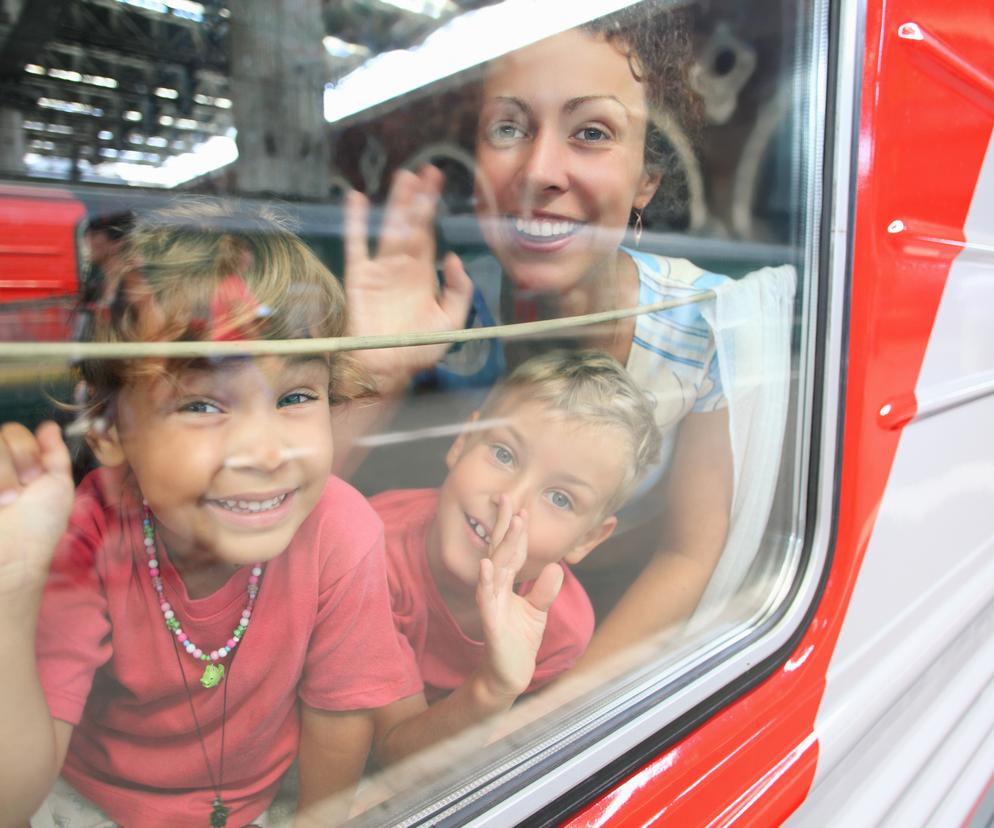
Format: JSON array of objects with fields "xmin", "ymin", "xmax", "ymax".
[{"xmin": 583, "ymin": 1, "xmax": 702, "ymax": 180}]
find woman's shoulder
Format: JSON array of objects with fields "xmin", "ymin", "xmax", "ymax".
[{"xmin": 624, "ymin": 248, "xmax": 731, "ymax": 292}]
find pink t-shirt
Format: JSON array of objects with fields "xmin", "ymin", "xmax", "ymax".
[
  {"xmin": 371, "ymin": 488, "xmax": 594, "ymax": 702},
  {"xmin": 35, "ymin": 467, "xmax": 421, "ymax": 828}
]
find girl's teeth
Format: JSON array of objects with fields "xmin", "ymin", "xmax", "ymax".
[{"xmin": 217, "ymin": 494, "xmax": 286, "ymax": 514}]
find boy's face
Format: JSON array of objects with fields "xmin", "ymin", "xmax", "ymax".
[
  {"xmin": 430, "ymin": 396, "xmax": 627, "ymax": 593},
  {"xmin": 95, "ymin": 355, "xmax": 334, "ymax": 566}
]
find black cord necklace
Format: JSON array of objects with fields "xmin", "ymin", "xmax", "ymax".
[{"xmin": 171, "ymin": 628, "xmax": 232, "ymax": 827}]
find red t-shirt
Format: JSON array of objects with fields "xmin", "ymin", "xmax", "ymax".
[
  {"xmin": 35, "ymin": 467, "xmax": 421, "ymax": 827},
  {"xmin": 371, "ymin": 488, "xmax": 594, "ymax": 702}
]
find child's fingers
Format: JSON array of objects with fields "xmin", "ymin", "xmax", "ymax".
[
  {"xmin": 489, "ymin": 495, "xmax": 514, "ymax": 557},
  {"xmin": 477, "ymin": 558, "xmax": 497, "ymax": 619},
  {"xmin": 0, "ymin": 422, "xmax": 43, "ymax": 491},
  {"xmin": 526, "ymin": 564, "xmax": 564, "ymax": 613},
  {"xmin": 343, "ymin": 190, "xmax": 371, "ymax": 272},
  {"xmin": 506, "ymin": 511, "xmax": 528, "ymax": 576},
  {"xmin": 35, "ymin": 421, "xmax": 72, "ymax": 479}
]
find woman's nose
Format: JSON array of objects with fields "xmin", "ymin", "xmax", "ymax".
[{"xmin": 520, "ymin": 129, "xmax": 569, "ymax": 196}]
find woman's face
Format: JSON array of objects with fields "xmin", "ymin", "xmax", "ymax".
[{"xmin": 474, "ymin": 28, "xmax": 660, "ymax": 296}]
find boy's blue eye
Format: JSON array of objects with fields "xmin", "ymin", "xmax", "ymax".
[
  {"xmin": 547, "ymin": 490, "xmax": 573, "ymax": 511},
  {"xmin": 278, "ymin": 391, "xmax": 317, "ymax": 408},
  {"xmin": 490, "ymin": 444, "xmax": 514, "ymax": 466}
]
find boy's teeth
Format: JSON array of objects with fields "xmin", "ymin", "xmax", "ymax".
[
  {"xmin": 513, "ymin": 217, "xmax": 577, "ymax": 239},
  {"xmin": 467, "ymin": 516, "xmax": 491, "ymax": 544},
  {"xmin": 216, "ymin": 494, "xmax": 287, "ymax": 513}
]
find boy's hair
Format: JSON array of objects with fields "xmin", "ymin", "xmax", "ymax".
[
  {"xmin": 479, "ymin": 350, "xmax": 662, "ymax": 515},
  {"xmin": 77, "ymin": 199, "xmax": 361, "ymax": 419}
]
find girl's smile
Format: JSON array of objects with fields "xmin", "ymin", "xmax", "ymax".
[{"xmin": 96, "ymin": 356, "xmax": 334, "ymax": 569}]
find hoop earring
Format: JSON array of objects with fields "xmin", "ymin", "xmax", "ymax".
[{"xmin": 633, "ymin": 210, "xmax": 643, "ymax": 247}]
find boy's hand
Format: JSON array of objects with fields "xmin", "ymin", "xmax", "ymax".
[
  {"xmin": 475, "ymin": 495, "xmax": 564, "ymax": 704},
  {"xmin": 0, "ymin": 422, "xmax": 74, "ymax": 595},
  {"xmin": 344, "ymin": 165, "xmax": 474, "ymax": 395}
]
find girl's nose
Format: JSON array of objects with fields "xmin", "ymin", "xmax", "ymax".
[
  {"xmin": 520, "ymin": 129, "xmax": 569, "ymax": 196},
  {"xmin": 224, "ymin": 410, "xmax": 287, "ymax": 473}
]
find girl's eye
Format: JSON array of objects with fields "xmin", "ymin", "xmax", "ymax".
[
  {"xmin": 181, "ymin": 400, "xmax": 222, "ymax": 415},
  {"xmin": 278, "ymin": 391, "xmax": 318, "ymax": 408},
  {"xmin": 574, "ymin": 126, "xmax": 610, "ymax": 143},
  {"xmin": 546, "ymin": 490, "xmax": 573, "ymax": 511},
  {"xmin": 490, "ymin": 444, "xmax": 514, "ymax": 466}
]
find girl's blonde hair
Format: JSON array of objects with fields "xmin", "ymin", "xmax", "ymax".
[
  {"xmin": 479, "ymin": 350, "xmax": 662, "ymax": 515},
  {"xmin": 77, "ymin": 199, "xmax": 361, "ymax": 418}
]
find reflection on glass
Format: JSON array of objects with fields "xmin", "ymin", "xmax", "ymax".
[{"xmin": 0, "ymin": 0, "xmax": 812, "ymax": 823}]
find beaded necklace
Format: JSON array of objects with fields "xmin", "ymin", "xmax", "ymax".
[
  {"xmin": 142, "ymin": 505, "xmax": 262, "ymax": 689},
  {"xmin": 142, "ymin": 505, "xmax": 266, "ymax": 827}
]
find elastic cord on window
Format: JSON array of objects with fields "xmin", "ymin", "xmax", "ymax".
[{"xmin": 0, "ymin": 291, "xmax": 714, "ymax": 362}]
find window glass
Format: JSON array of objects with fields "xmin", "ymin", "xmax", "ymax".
[{"xmin": 0, "ymin": 0, "xmax": 823, "ymax": 824}]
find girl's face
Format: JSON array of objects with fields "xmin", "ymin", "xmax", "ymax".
[
  {"xmin": 99, "ymin": 356, "xmax": 334, "ymax": 566},
  {"xmin": 474, "ymin": 28, "xmax": 660, "ymax": 296}
]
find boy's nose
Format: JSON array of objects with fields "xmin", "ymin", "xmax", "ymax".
[{"xmin": 491, "ymin": 476, "xmax": 531, "ymax": 513}]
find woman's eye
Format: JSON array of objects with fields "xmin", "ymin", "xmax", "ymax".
[
  {"xmin": 574, "ymin": 126, "xmax": 610, "ymax": 143},
  {"xmin": 181, "ymin": 400, "xmax": 222, "ymax": 415},
  {"xmin": 547, "ymin": 490, "xmax": 573, "ymax": 511},
  {"xmin": 490, "ymin": 444, "xmax": 514, "ymax": 466},
  {"xmin": 487, "ymin": 121, "xmax": 526, "ymax": 143},
  {"xmin": 278, "ymin": 391, "xmax": 317, "ymax": 408}
]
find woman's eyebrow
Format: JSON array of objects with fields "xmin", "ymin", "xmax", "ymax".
[
  {"xmin": 564, "ymin": 94, "xmax": 628, "ymax": 114},
  {"xmin": 491, "ymin": 95, "xmax": 530, "ymax": 114}
]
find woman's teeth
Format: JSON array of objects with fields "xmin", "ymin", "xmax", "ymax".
[
  {"xmin": 467, "ymin": 516, "xmax": 491, "ymax": 545},
  {"xmin": 215, "ymin": 494, "xmax": 287, "ymax": 514},
  {"xmin": 513, "ymin": 217, "xmax": 579, "ymax": 240}
]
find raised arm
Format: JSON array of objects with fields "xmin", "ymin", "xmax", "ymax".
[
  {"xmin": 373, "ymin": 500, "xmax": 563, "ymax": 765},
  {"xmin": 0, "ymin": 422, "xmax": 77, "ymax": 823},
  {"xmin": 333, "ymin": 165, "xmax": 474, "ymax": 475},
  {"xmin": 577, "ymin": 407, "xmax": 733, "ymax": 666}
]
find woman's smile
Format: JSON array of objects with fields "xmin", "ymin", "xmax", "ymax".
[{"xmin": 474, "ymin": 28, "xmax": 660, "ymax": 299}]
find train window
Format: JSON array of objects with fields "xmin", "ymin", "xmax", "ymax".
[{"xmin": 0, "ymin": 0, "xmax": 827, "ymax": 825}]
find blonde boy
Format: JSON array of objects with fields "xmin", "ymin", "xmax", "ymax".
[{"xmin": 371, "ymin": 350, "xmax": 661, "ymax": 762}]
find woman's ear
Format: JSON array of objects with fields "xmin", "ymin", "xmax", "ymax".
[
  {"xmin": 633, "ymin": 169, "xmax": 662, "ymax": 210},
  {"xmin": 564, "ymin": 514, "xmax": 618, "ymax": 567},
  {"xmin": 86, "ymin": 422, "xmax": 127, "ymax": 467},
  {"xmin": 445, "ymin": 411, "xmax": 481, "ymax": 470}
]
